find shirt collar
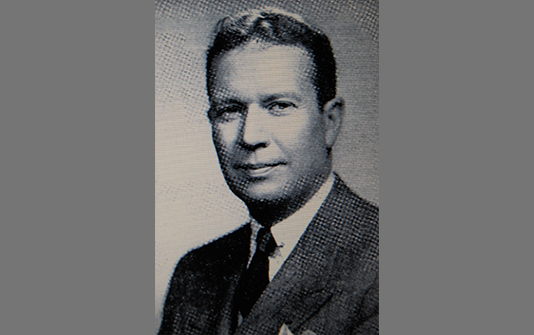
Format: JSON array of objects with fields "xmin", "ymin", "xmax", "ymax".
[
  {"xmin": 270, "ymin": 173, "xmax": 335, "ymax": 250},
  {"xmin": 250, "ymin": 173, "xmax": 335, "ymax": 255}
]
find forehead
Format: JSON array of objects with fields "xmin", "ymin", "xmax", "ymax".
[{"xmin": 209, "ymin": 42, "xmax": 317, "ymax": 98}]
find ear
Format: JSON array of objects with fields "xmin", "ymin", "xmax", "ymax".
[{"xmin": 322, "ymin": 97, "xmax": 344, "ymax": 149}]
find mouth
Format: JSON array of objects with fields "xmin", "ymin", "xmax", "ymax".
[{"xmin": 235, "ymin": 162, "xmax": 285, "ymax": 178}]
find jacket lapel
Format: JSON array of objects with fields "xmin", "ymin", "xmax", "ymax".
[
  {"xmin": 235, "ymin": 179, "xmax": 348, "ymax": 335},
  {"xmin": 180, "ymin": 224, "xmax": 251, "ymax": 335},
  {"xmin": 215, "ymin": 224, "xmax": 252, "ymax": 335}
]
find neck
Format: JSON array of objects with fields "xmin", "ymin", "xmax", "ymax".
[{"xmin": 247, "ymin": 172, "xmax": 330, "ymax": 227}]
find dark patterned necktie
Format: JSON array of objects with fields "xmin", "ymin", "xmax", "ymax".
[{"xmin": 235, "ymin": 226, "xmax": 278, "ymax": 318}]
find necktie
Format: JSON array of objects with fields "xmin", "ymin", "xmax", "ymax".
[{"xmin": 235, "ymin": 226, "xmax": 277, "ymax": 318}]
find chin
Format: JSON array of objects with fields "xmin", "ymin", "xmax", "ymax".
[{"xmin": 232, "ymin": 180, "xmax": 289, "ymax": 205}]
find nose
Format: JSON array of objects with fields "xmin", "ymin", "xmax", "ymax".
[{"xmin": 240, "ymin": 104, "xmax": 269, "ymax": 150}]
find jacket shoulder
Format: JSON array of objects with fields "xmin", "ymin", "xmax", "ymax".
[
  {"xmin": 176, "ymin": 224, "xmax": 251, "ymax": 274},
  {"xmin": 330, "ymin": 177, "xmax": 379, "ymax": 226},
  {"xmin": 324, "ymin": 177, "xmax": 378, "ymax": 247},
  {"xmin": 159, "ymin": 225, "xmax": 250, "ymax": 335},
  {"xmin": 314, "ymin": 177, "xmax": 379, "ymax": 277}
]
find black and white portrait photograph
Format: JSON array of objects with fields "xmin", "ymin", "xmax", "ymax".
[
  {"xmin": 155, "ymin": 1, "xmax": 379, "ymax": 334},
  {"xmin": 4, "ymin": 1, "xmax": 530, "ymax": 335},
  {"xmin": 3, "ymin": 1, "xmax": 533, "ymax": 335}
]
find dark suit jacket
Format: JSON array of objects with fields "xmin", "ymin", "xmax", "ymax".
[{"xmin": 159, "ymin": 176, "xmax": 379, "ymax": 335}]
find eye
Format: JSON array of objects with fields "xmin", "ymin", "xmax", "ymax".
[
  {"xmin": 209, "ymin": 104, "xmax": 244, "ymax": 122},
  {"xmin": 267, "ymin": 101, "xmax": 296, "ymax": 115}
]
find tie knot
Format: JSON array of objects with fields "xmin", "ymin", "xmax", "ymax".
[{"xmin": 256, "ymin": 227, "xmax": 277, "ymax": 255}]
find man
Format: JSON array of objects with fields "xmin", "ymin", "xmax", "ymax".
[{"xmin": 159, "ymin": 9, "xmax": 378, "ymax": 335}]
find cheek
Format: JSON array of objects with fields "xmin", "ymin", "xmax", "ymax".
[
  {"xmin": 212, "ymin": 123, "xmax": 240, "ymax": 155},
  {"xmin": 273, "ymin": 115, "xmax": 325, "ymax": 156}
]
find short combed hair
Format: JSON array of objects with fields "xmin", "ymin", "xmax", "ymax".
[{"xmin": 206, "ymin": 8, "xmax": 337, "ymax": 109}]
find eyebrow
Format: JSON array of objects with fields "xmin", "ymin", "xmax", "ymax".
[
  {"xmin": 212, "ymin": 93, "xmax": 302, "ymax": 106},
  {"xmin": 211, "ymin": 98, "xmax": 244, "ymax": 106},
  {"xmin": 261, "ymin": 93, "xmax": 302, "ymax": 104}
]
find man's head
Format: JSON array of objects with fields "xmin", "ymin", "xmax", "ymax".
[
  {"xmin": 206, "ymin": 9, "xmax": 344, "ymax": 222},
  {"xmin": 206, "ymin": 9, "xmax": 337, "ymax": 110}
]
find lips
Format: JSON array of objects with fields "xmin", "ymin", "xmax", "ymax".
[{"xmin": 235, "ymin": 162, "xmax": 285, "ymax": 178}]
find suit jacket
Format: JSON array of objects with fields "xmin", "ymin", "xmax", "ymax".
[{"xmin": 159, "ymin": 176, "xmax": 379, "ymax": 335}]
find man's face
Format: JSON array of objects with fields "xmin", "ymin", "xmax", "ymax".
[{"xmin": 208, "ymin": 42, "xmax": 334, "ymax": 206}]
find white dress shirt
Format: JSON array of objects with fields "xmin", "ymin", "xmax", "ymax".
[{"xmin": 248, "ymin": 173, "xmax": 335, "ymax": 281}]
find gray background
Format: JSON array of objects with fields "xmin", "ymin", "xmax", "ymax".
[
  {"xmin": 155, "ymin": 0, "xmax": 379, "ymax": 328},
  {"xmin": 0, "ymin": 1, "xmax": 532, "ymax": 335}
]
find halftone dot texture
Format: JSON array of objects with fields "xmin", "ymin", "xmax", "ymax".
[
  {"xmin": 236, "ymin": 179, "xmax": 378, "ymax": 334},
  {"xmin": 156, "ymin": 0, "xmax": 378, "ymax": 40},
  {"xmin": 156, "ymin": 0, "xmax": 378, "ymax": 327},
  {"xmin": 158, "ymin": 177, "xmax": 378, "ymax": 334}
]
